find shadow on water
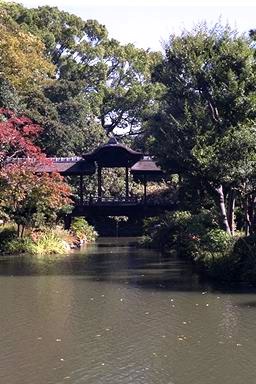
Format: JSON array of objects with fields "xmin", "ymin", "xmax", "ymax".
[{"xmin": 0, "ymin": 237, "xmax": 256, "ymax": 294}]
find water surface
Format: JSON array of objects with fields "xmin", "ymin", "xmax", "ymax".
[{"xmin": 0, "ymin": 237, "xmax": 256, "ymax": 384}]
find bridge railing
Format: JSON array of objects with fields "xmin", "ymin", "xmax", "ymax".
[
  {"xmin": 83, "ymin": 196, "xmax": 140, "ymax": 206},
  {"xmin": 76, "ymin": 196, "xmax": 176, "ymax": 207}
]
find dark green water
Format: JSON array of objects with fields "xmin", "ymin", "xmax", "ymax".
[{"xmin": 0, "ymin": 237, "xmax": 256, "ymax": 384}]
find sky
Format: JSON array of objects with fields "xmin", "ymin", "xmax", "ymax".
[{"xmin": 11, "ymin": 0, "xmax": 256, "ymax": 51}]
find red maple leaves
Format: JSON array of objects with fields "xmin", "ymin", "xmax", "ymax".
[{"xmin": 0, "ymin": 109, "xmax": 72, "ymax": 226}]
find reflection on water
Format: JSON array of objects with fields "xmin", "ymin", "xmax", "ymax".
[{"xmin": 0, "ymin": 237, "xmax": 256, "ymax": 384}]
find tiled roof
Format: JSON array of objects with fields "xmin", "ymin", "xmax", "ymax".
[
  {"xmin": 131, "ymin": 157, "xmax": 163, "ymax": 173},
  {"xmin": 37, "ymin": 157, "xmax": 96, "ymax": 175},
  {"xmin": 83, "ymin": 138, "xmax": 143, "ymax": 167}
]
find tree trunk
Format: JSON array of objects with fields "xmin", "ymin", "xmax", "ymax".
[
  {"xmin": 251, "ymin": 194, "xmax": 256, "ymax": 234},
  {"xmin": 21, "ymin": 225, "xmax": 25, "ymax": 239},
  {"xmin": 245, "ymin": 195, "xmax": 252, "ymax": 236},
  {"xmin": 214, "ymin": 185, "xmax": 231, "ymax": 235},
  {"xmin": 227, "ymin": 189, "xmax": 236, "ymax": 236}
]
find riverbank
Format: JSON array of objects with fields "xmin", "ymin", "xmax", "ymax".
[
  {"xmin": 0, "ymin": 218, "xmax": 97, "ymax": 256},
  {"xmin": 142, "ymin": 210, "xmax": 256, "ymax": 284}
]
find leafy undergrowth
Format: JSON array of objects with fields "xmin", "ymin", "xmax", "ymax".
[
  {"xmin": 142, "ymin": 210, "xmax": 256, "ymax": 283},
  {"xmin": 0, "ymin": 219, "xmax": 97, "ymax": 256}
]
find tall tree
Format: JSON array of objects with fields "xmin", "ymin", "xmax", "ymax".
[
  {"xmin": 2, "ymin": 2, "xmax": 161, "ymax": 137},
  {"xmin": 0, "ymin": 10, "xmax": 54, "ymax": 91},
  {"xmin": 146, "ymin": 24, "xmax": 256, "ymax": 233}
]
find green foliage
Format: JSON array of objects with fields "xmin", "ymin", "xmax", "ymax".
[
  {"xmin": 192, "ymin": 229, "xmax": 236, "ymax": 280},
  {"xmin": 27, "ymin": 230, "xmax": 68, "ymax": 255},
  {"xmin": 2, "ymin": 2, "xmax": 162, "ymax": 137},
  {"xmin": 0, "ymin": 11, "xmax": 54, "ymax": 90},
  {"xmin": 71, "ymin": 217, "xmax": 97, "ymax": 242},
  {"xmin": 143, "ymin": 210, "xmax": 192, "ymax": 251},
  {"xmin": 143, "ymin": 210, "xmax": 239, "ymax": 281},
  {"xmin": 143, "ymin": 209, "xmax": 217, "ymax": 251},
  {"xmin": 0, "ymin": 227, "xmax": 72, "ymax": 255},
  {"xmin": 0, "ymin": 226, "xmax": 17, "ymax": 252},
  {"xmin": 232, "ymin": 235, "xmax": 256, "ymax": 282},
  {"xmin": 3, "ymin": 236, "xmax": 34, "ymax": 254},
  {"xmin": 0, "ymin": 78, "xmax": 20, "ymax": 111},
  {"xmin": 145, "ymin": 23, "xmax": 256, "ymax": 234},
  {"xmin": 148, "ymin": 24, "xmax": 256, "ymax": 183}
]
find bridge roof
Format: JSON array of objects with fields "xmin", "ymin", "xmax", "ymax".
[
  {"xmin": 36, "ymin": 157, "xmax": 96, "ymax": 175},
  {"xmin": 131, "ymin": 157, "xmax": 164, "ymax": 181},
  {"xmin": 82, "ymin": 138, "xmax": 143, "ymax": 168}
]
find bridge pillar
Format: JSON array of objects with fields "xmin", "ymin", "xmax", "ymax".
[
  {"xmin": 97, "ymin": 166, "xmax": 102, "ymax": 199},
  {"xmin": 125, "ymin": 167, "xmax": 129, "ymax": 198},
  {"xmin": 143, "ymin": 175, "xmax": 147, "ymax": 203},
  {"xmin": 64, "ymin": 214, "xmax": 72, "ymax": 230},
  {"xmin": 79, "ymin": 175, "xmax": 84, "ymax": 204}
]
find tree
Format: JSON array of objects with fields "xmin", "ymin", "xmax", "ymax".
[
  {"xmin": 146, "ymin": 24, "xmax": 256, "ymax": 234},
  {"xmin": 0, "ymin": 77, "xmax": 20, "ymax": 111},
  {"xmin": 0, "ymin": 11, "xmax": 54, "ymax": 91},
  {"xmin": 2, "ymin": 2, "xmax": 162, "ymax": 136},
  {"xmin": 21, "ymin": 82, "xmax": 107, "ymax": 156},
  {"xmin": 0, "ymin": 108, "xmax": 71, "ymax": 234}
]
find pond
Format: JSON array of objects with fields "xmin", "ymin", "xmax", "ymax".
[{"xmin": 0, "ymin": 237, "xmax": 256, "ymax": 384}]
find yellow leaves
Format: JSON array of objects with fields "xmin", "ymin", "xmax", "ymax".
[{"xmin": 0, "ymin": 23, "xmax": 55, "ymax": 91}]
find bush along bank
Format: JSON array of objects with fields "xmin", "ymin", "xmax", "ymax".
[
  {"xmin": 0, "ymin": 218, "xmax": 97, "ymax": 256},
  {"xmin": 142, "ymin": 210, "xmax": 256, "ymax": 283}
]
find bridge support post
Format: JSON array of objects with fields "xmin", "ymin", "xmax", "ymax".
[
  {"xmin": 97, "ymin": 166, "xmax": 102, "ymax": 199},
  {"xmin": 64, "ymin": 214, "xmax": 72, "ymax": 230},
  {"xmin": 79, "ymin": 175, "xmax": 84, "ymax": 205},
  {"xmin": 125, "ymin": 167, "xmax": 129, "ymax": 198},
  {"xmin": 143, "ymin": 175, "xmax": 147, "ymax": 204}
]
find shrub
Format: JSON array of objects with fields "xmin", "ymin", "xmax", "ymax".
[
  {"xmin": 142, "ymin": 210, "xmax": 242, "ymax": 281},
  {"xmin": 143, "ymin": 211, "xmax": 192, "ymax": 251},
  {"xmin": 192, "ymin": 229, "xmax": 236, "ymax": 279},
  {"xmin": 0, "ymin": 226, "xmax": 17, "ymax": 252},
  {"xmin": 232, "ymin": 235, "xmax": 256, "ymax": 282},
  {"xmin": 71, "ymin": 217, "xmax": 97, "ymax": 243},
  {"xmin": 28, "ymin": 230, "xmax": 68, "ymax": 255},
  {"xmin": 4, "ymin": 237, "xmax": 34, "ymax": 254}
]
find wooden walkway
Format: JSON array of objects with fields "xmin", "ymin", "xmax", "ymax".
[{"xmin": 71, "ymin": 196, "xmax": 176, "ymax": 217}]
